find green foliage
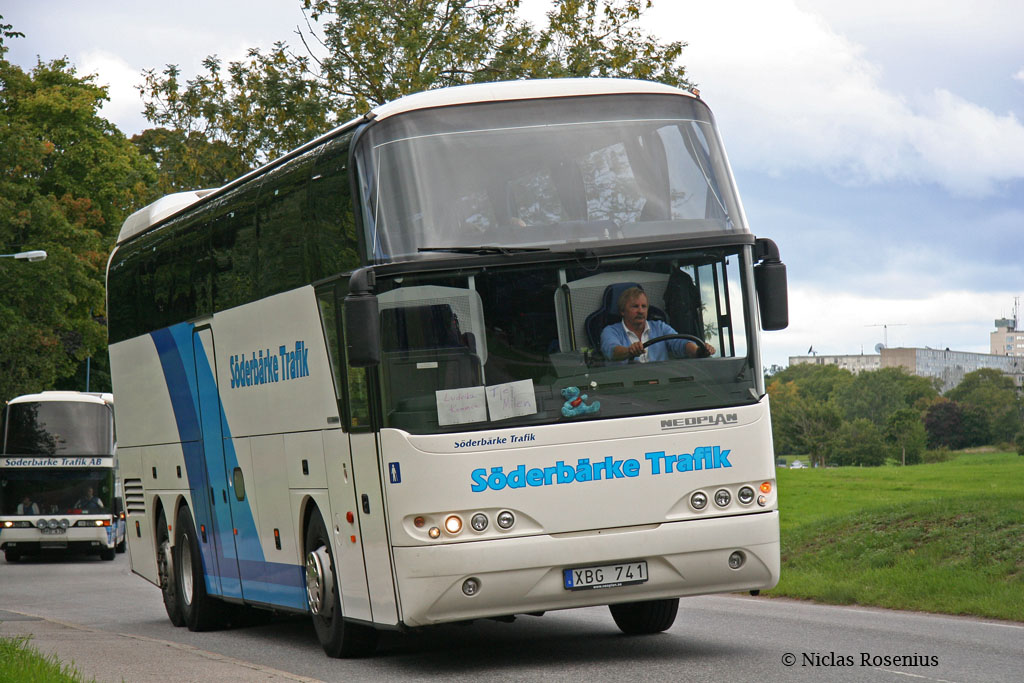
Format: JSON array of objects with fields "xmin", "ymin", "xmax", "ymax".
[
  {"xmin": 772, "ymin": 453, "xmax": 1024, "ymax": 621},
  {"xmin": 832, "ymin": 417, "xmax": 887, "ymax": 466},
  {"xmin": 138, "ymin": 0, "xmax": 689, "ymax": 172},
  {"xmin": 832, "ymin": 366, "xmax": 936, "ymax": 427},
  {"xmin": 0, "ymin": 635, "xmax": 89, "ymax": 683},
  {"xmin": 885, "ymin": 407, "xmax": 927, "ymax": 465},
  {"xmin": 945, "ymin": 368, "xmax": 1023, "ymax": 443},
  {"xmin": 767, "ymin": 380, "xmax": 841, "ymax": 467},
  {"xmin": 1016, "ymin": 431, "xmax": 1024, "ymax": 456},
  {"xmin": 0, "ymin": 52, "xmax": 157, "ymax": 400}
]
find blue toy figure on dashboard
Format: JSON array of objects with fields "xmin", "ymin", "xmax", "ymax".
[{"xmin": 560, "ymin": 386, "xmax": 600, "ymax": 417}]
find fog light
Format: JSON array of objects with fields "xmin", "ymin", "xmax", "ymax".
[
  {"xmin": 714, "ymin": 489, "xmax": 731, "ymax": 507},
  {"xmin": 690, "ymin": 491, "xmax": 707, "ymax": 510},
  {"xmin": 445, "ymin": 515, "xmax": 463, "ymax": 534},
  {"xmin": 738, "ymin": 486, "xmax": 755, "ymax": 505},
  {"xmin": 470, "ymin": 513, "xmax": 488, "ymax": 532},
  {"xmin": 428, "ymin": 526, "xmax": 441, "ymax": 539},
  {"xmin": 462, "ymin": 577, "xmax": 480, "ymax": 596},
  {"xmin": 728, "ymin": 550, "xmax": 745, "ymax": 569},
  {"xmin": 413, "ymin": 516, "xmax": 425, "ymax": 528},
  {"xmin": 496, "ymin": 510, "xmax": 515, "ymax": 529}
]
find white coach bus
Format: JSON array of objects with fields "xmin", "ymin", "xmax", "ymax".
[
  {"xmin": 105, "ymin": 78, "xmax": 789, "ymax": 656},
  {"xmin": 1, "ymin": 391, "xmax": 124, "ymax": 561}
]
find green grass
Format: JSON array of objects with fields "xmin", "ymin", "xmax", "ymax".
[
  {"xmin": 768, "ymin": 453, "xmax": 1024, "ymax": 621},
  {"xmin": 0, "ymin": 636, "xmax": 90, "ymax": 683}
]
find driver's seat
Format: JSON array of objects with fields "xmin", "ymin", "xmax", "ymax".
[{"xmin": 584, "ymin": 282, "xmax": 666, "ymax": 356}]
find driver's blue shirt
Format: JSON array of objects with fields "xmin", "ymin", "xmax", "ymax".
[{"xmin": 600, "ymin": 320, "xmax": 691, "ymax": 364}]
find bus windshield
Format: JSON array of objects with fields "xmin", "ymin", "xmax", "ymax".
[
  {"xmin": 3, "ymin": 401, "xmax": 113, "ymax": 456},
  {"xmin": 372, "ymin": 245, "xmax": 758, "ymax": 435},
  {"xmin": 0, "ymin": 468, "xmax": 114, "ymax": 516},
  {"xmin": 355, "ymin": 94, "xmax": 747, "ymax": 262}
]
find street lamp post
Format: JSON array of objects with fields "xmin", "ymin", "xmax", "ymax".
[{"xmin": 1, "ymin": 250, "xmax": 48, "ymax": 262}]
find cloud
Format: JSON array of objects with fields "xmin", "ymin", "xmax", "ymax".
[
  {"xmin": 78, "ymin": 49, "xmax": 149, "ymax": 136},
  {"xmin": 645, "ymin": 0, "xmax": 1024, "ymax": 197},
  {"xmin": 761, "ymin": 287, "xmax": 1015, "ymax": 368},
  {"xmin": 1015, "ymin": 68, "xmax": 1024, "ymax": 83}
]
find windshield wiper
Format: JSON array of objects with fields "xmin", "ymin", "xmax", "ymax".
[{"xmin": 418, "ymin": 246, "xmax": 550, "ymax": 256}]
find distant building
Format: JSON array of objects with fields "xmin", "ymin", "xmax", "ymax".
[
  {"xmin": 788, "ymin": 347, "xmax": 1024, "ymax": 392},
  {"xmin": 788, "ymin": 353, "xmax": 880, "ymax": 374},
  {"xmin": 991, "ymin": 317, "xmax": 1024, "ymax": 358},
  {"xmin": 882, "ymin": 347, "xmax": 1024, "ymax": 393}
]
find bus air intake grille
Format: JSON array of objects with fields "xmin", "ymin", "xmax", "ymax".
[{"xmin": 124, "ymin": 478, "xmax": 146, "ymax": 515}]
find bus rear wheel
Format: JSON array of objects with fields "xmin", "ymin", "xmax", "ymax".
[
  {"xmin": 156, "ymin": 510, "xmax": 185, "ymax": 627},
  {"xmin": 609, "ymin": 598, "xmax": 679, "ymax": 635},
  {"xmin": 175, "ymin": 506, "xmax": 223, "ymax": 631},
  {"xmin": 304, "ymin": 509, "xmax": 377, "ymax": 657},
  {"xmin": 99, "ymin": 546, "xmax": 115, "ymax": 561}
]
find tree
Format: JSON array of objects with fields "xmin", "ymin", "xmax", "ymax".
[
  {"xmin": 924, "ymin": 398, "xmax": 964, "ymax": 449},
  {"xmin": 0, "ymin": 41, "xmax": 156, "ymax": 400},
  {"xmin": 832, "ymin": 418, "xmax": 887, "ymax": 467},
  {"xmin": 137, "ymin": 0, "xmax": 690, "ymax": 173},
  {"xmin": 768, "ymin": 380, "xmax": 841, "ymax": 466},
  {"xmin": 885, "ymin": 407, "xmax": 926, "ymax": 465},
  {"xmin": 768, "ymin": 363, "xmax": 853, "ymax": 404},
  {"xmin": 832, "ymin": 367, "xmax": 937, "ymax": 428},
  {"xmin": 946, "ymin": 368, "xmax": 1022, "ymax": 444}
]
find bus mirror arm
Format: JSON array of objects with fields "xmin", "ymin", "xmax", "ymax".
[
  {"xmin": 344, "ymin": 267, "xmax": 382, "ymax": 367},
  {"xmin": 753, "ymin": 238, "xmax": 789, "ymax": 331}
]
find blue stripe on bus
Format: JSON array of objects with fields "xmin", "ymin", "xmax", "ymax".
[{"xmin": 151, "ymin": 324, "xmax": 306, "ymax": 610}]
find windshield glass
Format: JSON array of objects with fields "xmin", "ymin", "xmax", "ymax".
[
  {"xmin": 373, "ymin": 246, "xmax": 758, "ymax": 435},
  {"xmin": 0, "ymin": 468, "xmax": 114, "ymax": 516},
  {"xmin": 3, "ymin": 401, "xmax": 114, "ymax": 456},
  {"xmin": 355, "ymin": 94, "xmax": 747, "ymax": 262}
]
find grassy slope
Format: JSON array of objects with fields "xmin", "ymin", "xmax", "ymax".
[{"xmin": 767, "ymin": 453, "xmax": 1024, "ymax": 622}]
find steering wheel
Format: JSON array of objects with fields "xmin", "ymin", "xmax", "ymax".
[{"xmin": 642, "ymin": 333, "xmax": 711, "ymax": 358}]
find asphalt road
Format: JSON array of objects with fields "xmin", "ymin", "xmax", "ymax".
[{"xmin": 1, "ymin": 550, "xmax": 1021, "ymax": 682}]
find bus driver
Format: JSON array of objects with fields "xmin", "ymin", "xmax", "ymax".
[{"xmin": 600, "ymin": 287, "xmax": 714, "ymax": 363}]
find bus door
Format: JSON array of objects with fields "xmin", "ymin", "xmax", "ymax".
[{"xmin": 192, "ymin": 326, "xmax": 262, "ymax": 601}]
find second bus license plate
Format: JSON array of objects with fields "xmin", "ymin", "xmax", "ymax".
[{"xmin": 563, "ymin": 560, "xmax": 648, "ymax": 591}]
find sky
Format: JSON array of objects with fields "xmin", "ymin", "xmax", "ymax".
[{"xmin": 5, "ymin": 0, "xmax": 1023, "ymax": 369}]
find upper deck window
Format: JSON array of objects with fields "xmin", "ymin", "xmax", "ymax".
[{"xmin": 354, "ymin": 94, "xmax": 747, "ymax": 262}]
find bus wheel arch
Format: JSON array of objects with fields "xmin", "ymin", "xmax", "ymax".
[
  {"xmin": 174, "ymin": 504, "xmax": 223, "ymax": 631},
  {"xmin": 303, "ymin": 505, "xmax": 377, "ymax": 657}
]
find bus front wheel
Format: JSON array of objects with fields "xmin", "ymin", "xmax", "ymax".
[
  {"xmin": 304, "ymin": 509, "xmax": 377, "ymax": 657},
  {"xmin": 175, "ymin": 506, "xmax": 223, "ymax": 631},
  {"xmin": 609, "ymin": 598, "xmax": 679, "ymax": 635},
  {"xmin": 4, "ymin": 547, "xmax": 20, "ymax": 563},
  {"xmin": 156, "ymin": 510, "xmax": 185, "ymax": 627}
]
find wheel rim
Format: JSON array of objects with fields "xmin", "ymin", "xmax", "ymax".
[
  {"xmin": 305, "ymin": 544, "xmax": 334, "ymax": 618},
  {"xmin": 158, "ymin": 539, "xmax": 174, "ymax": 593},
  {"xmin": 179, "ymin": 532, "xmax": 194, "ymax": 605}
]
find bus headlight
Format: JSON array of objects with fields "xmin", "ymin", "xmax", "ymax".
[
  {"xmin": 495, "ymin": 510, "xmax": 515, "ymax": 530},
  {"xmin": 690, "ymin": 491, "xmax": 708, "ymax": 510},
  {"xmin": 47, "ymin": 519, "xmax": 59, "ymax": 529},
  {"xmin": 738, "ymin": 486, "xmax": 755, "ymax": 505},
  {"xmin": 37, "ymin": 519, "xmax": 47, "ymax": 529},
  {"xmin": 470, "ymin": 513, "xmax": 488, "ymax": 532},
  {"xmin": 714, "ymin": 489, "xmax": 731, "ymax": 508},
  {"xmin": 444, "ymin": 515, "xmax": 463, "ymax": 535}
]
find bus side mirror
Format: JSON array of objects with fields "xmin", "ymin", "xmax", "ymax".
[
  {"xmin": 344, "ymin": 268, "xmax": 381, "ymax": 367},
  {"xmin": 754, "ymin": 238, "xmax": 789, "ymax": 331}
]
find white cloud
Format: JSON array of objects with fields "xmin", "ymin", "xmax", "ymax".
[
  {"xmin": 78, "ymin": 50, "xmax": 149, "ymax": 136},
  {"xmin": 644, "ymin": 0, "xmax": 1024, "ymax": 197},
  {"xmin": 1014, "ymin": 68, "xmax": 1024, "ymax": 83},
  {"xmin": 760, "ymin": 286, "xmax": 1016, "ymax": 368}
]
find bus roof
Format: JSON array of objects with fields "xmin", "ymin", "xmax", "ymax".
[
  {"xmin": 367, "ymin": 78, "xmax": 693, "ymax": 122},
  {"xmin": 115, "ymin": 78, "xmax": 696, "ymax": 246},
  {"xmin": 6, "ymin": 391, "xmax": 113, "ymax": 407}
]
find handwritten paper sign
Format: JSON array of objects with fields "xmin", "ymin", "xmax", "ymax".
[
  {"xmin": 485, "ymin": 380, "xmax": 537, "ymax": 421},
  {"xmin": 436, "ymin": 386, "xmax": 488, "ymax": 426}
]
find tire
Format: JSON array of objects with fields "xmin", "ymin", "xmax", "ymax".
[
  {"xmin": 4, "ymin": 548, "xmax": 20, "ymax": 563},
  {"xmin": 609, "ymin": 598, "xmax": 679, "ymax": 635},
  {"xmin": 156, "ymin": 509, "xmax": 185, "ymax": 627},
  {"xmin": 175, "ymin": 505, "xmax": 224, "ymax": 631},
  {"xmin": 100, "ymin": 546, "xmax": 116, "ymax": 561},
  {"xmin": 304, "ymin": 509, "xmax": 377, "ymax": 657}
]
